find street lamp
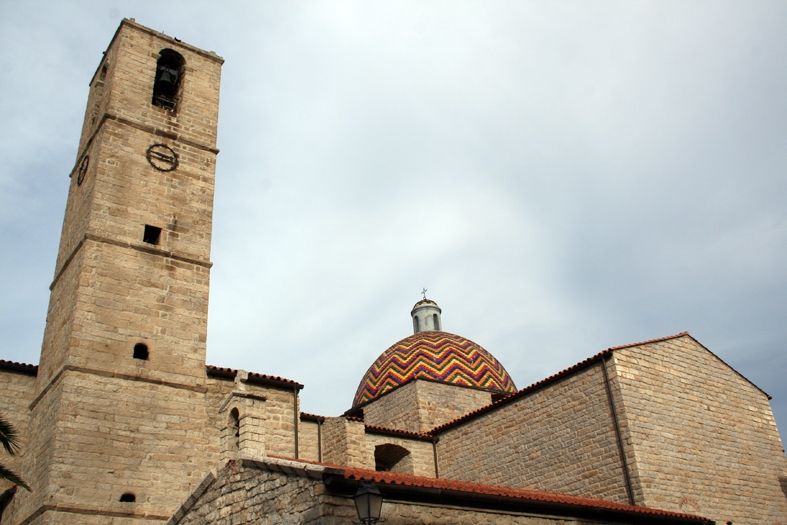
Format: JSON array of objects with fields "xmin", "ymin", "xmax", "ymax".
[{"xmin": 353, "ymin": 482, "xmax": 383, "ymax": 524}]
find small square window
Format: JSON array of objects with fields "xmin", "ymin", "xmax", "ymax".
[{"xmin": 143, "ymin": 225, "xmax": 162, "ymax": 245}]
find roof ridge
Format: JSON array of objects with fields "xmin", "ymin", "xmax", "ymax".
[
  {"xmin": 205, "ymin": 364, "xmax": 303, "ymax": 389},
  {"xmin": 429, "ymin": 332, "xmax": 694, "ymax": 434},
  {"xmin": 0, "ymin": 359, "xmax": 38, "ymax": 376},
  {"xmin": 364, "ymin": 423, "xmax": 433, "ymax": 441}
]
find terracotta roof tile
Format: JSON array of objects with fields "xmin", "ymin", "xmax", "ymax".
[
  {"xmin": 364, "ymin": 423, "xmax": 433, "ymax": 441},
  {"xmin": 339, "ymin": 466, "xmax": 711, "ymax": 522},
  {"xmin": 300, "ymin": 412, "xmax": 325, "ymax": 423},
  {"xmin": 205, "ymin": 364, "xmax": 303, "ymax": 390},
  {"xmin": 259, "ymin": 457, "xmax": 708, "ymax": 522},
  {"xmin": 0, "ymin": 359, "xmax": 38, "ymax": 376},
  {"xmin": 260, "ymin": 454, "xmax": 710, "ymax": 523}
]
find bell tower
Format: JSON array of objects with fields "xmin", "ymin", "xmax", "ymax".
[{"xmin": 7, "ymin": 19, "xmax": 224, "ymax": 524}]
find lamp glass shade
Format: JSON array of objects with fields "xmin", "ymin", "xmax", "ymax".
[{"xmin": 353, "ymin": 482, "xmax": 383, "ymax": 521}]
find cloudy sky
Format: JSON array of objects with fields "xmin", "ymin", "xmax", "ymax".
[{"xmin": 1, "ymin": 2, "xmax": 785, "ymax": 439}]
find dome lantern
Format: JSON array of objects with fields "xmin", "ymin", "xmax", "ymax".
[{"xmin": 411, "ymin": 298, "xmax": 442, "ymax": 333}]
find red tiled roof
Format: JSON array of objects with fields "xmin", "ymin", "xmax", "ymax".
[
  {"xmin": 364, "ymin": 423, "xmax": 433, "ymax": 441},
  {"xmin": 0, "ymin": 359, "xmax": 38, "ymax": 376},
  {"xmin": 262, "ymin": 455, "xmax": 708, "ymax": 522},
  {"xmin": 339, "ymin": 467, "xmax": 711, "ymax": 522},
  {"xmin": 300, "ymin": 412, "xmax": 325, "ymax": 423},
  {"xmin": 205, "ymin": 364, "xmax": 303, "ymax": 390},
  {"xmin": 261, "ymin": 456, "xmax": 709, "ymax": 522}
]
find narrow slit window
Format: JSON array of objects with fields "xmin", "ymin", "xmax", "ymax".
[
  {"xmin": 133, "ymin": 343, "xmax": 149, "ymax": 360},
  {"xmin": 229, "ymin": 408, "xmax": 240, "ymax": 452},
  {"xmin": 143, "ymin": 225, "xmax": 162, "ymax": 245}
]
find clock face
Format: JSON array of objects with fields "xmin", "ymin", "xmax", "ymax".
[
  {"xmin": 146, "ymin": 143, "xmax": 179, "ymax": 172},
  {"xmin": 76, "ymin": 155, "xmax": 89, "ymax": 186}
]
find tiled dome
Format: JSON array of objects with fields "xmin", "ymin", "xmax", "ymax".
[{"xmin": 352, "ymin": 331, "xmax": 517, "ymax": 408}]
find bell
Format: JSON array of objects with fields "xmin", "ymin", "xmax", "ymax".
[{"xmin": 155, "ymin": 66, "xmax": 179, "ymax": 98}]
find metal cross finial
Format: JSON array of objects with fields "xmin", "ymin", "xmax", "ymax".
[{"xmin": 421, "ymin": 288, "xmax": 428, "ymax": 300}]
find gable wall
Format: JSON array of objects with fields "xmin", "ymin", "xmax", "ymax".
[{"xmin": 612, "ymin": 336, "xmax": 787, "ymax": 523}]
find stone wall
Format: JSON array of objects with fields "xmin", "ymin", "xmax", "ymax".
[
  {"xmin": 365, "ymin": 431, "xmax": 435, "ymax": 477},
  {"xmin": 2, "ymin": 367, "xmax": 303, "ymax": 524},
  {"xmin": 362, "ymin": 379, "xmax": 492, "ymax": 433},
  {"xmin": 378, "ymin": 502, "xmax": 616, "ymax": 525},
  {"xmin": 3, "ymin": 370, "xmax": 64, "ymax": 524},
  {"xmin": 0, "ymin": 368, "xmax": 35, "ymax": 492},
  {"xmin": 612, "ymin": 335, "xmax": 787, "ymax": 524},
  {"xmin": 205, "ymin": 375, "xmax": 300, "ymax": 460},
  {"xmin": 436, "ymin": 362, "xmax": 630, "ymax": 503},
  {"xmin": 362, "ymin": 381, "xmax": 421, "ymax": 432},
  {"xmin": 414, "ymin": 380, "xmax": 492, "ymax": 431},
  {"xmin": 4, "ymin": 371, "xmax": 217, "ymax": 524},
  {"xmin": 321, "ymin": 417, "xmax": 372, "ymax": 469},
  {"xmin": 170, "ymin": 460, "xmax": 353, "ymax": 525},
  {"xmin": 298, "ymin": 417, "xmax": 321, "ymax": 461},
  {"xmin": 169, "ymin": 458, "xmax": 684, "ymax": 525}
]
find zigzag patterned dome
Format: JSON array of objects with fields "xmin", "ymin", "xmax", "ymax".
[{"xmin": 352, "ymin": 330, "xmax": 518, "ymax": 408}]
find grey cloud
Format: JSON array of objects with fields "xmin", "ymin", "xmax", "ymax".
[{"xmin": 1, "ymin": 1, "xmax": 785, "ymax": 436}]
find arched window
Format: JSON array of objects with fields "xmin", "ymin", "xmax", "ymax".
[
  {"xmin": 229, "ymin": 408, "xmax": 240, "ymax": 452},
  {"xmin": 432, "ymin": 313, "xmax": 440, "ymax": 331},
  {"xmin": 375, "ymin": 444, "xmax": 411, "ymax": 472},
  {"xmin": 152, "ymin": 49, "xmax": 184, "ymax": 110},
  {"xmin": 413, "ymin": 316, "xmax": 420, "ymax": 333},
  {"xmin": 133, "ymin": 343, "xmax": 149, "ymax": 360},
  {"xmin": 119, "ymin": 492, "xmax": 136, "ymax": 502}
]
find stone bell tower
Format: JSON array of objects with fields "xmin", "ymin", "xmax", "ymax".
[{"xmin": 6, "ymin": 19, "xmax": 223, "ymax": 524}]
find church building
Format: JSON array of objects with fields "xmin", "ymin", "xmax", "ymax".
[{"xmin": 0, "ymin": 19, "xmax": 785, "ymax": 525}]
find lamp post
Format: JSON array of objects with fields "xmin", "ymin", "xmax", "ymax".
[{"xmin": 353, "ymin": 482, "xmax": 383, "ymax": 524}]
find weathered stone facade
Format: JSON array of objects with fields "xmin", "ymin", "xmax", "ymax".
[
  {"xmin": 436, "ymin": 361, "xmax": 630, "ymax": 503},
  {"xmin": 0, "ymin": 365, "xmax": 35, "ymax": 493},
  {"xmin": 361, "ymin": 379, "xmax": 492, "ymax": 433},
  {"xmin": 612, "ymin": 337, "xmax": 787, "ymax": 523},
  {"xmin": 1, "ymin": 17, "xmax": 785, "ymax": 525}
]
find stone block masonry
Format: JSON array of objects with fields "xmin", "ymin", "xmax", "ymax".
[
  {"xmin": 362, "ymin": 379, "xmax": 492, "ymax": 433},
  {"xmin": 612, "ymin": 335, "xmax": 787, "ymax": 524},
  {"xmin": 0, "ymin": 365, "xmax": 36, "ymax": 492},
  {"xmin": 436, "ymin": 361, "xmax": 630, "ymax": 503},
  {"xmin": 2, "ymin": 19, "xmax": 225, "ymax": 525}
]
